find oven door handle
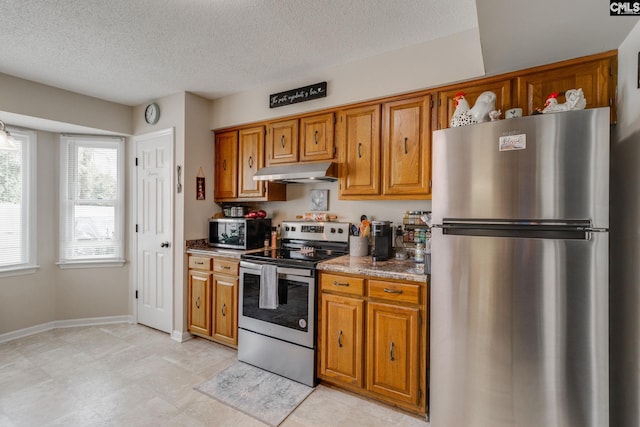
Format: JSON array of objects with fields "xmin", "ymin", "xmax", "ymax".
[{"xmin": 277, "ymin": 266, "xmax": 313, "ymax": 277}]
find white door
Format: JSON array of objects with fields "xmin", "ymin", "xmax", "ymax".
[{"xmin": 135, "ymin": 129, "xmax": 174, "ymax": 333}]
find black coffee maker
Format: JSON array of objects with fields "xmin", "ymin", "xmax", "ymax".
[{"xmin": 371, "ymin": 221, "xmax": 393, "ymax": 261}]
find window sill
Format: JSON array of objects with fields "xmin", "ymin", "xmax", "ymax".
[
  {"xmin": 56, "ymin": 259, "xmax": 126, "ymax": 269},
  {"xmin": 0, "ymin": 265, "xmax": 40, "ymax": 278}
]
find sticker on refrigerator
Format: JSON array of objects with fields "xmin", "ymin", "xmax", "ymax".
[{"xmin": 499, "ymin": 134, "xmax": 526, "ymax": 151}]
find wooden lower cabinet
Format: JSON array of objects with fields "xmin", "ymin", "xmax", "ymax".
[
  {"xmin": 187, "ymin": 254, "xmax": 239, "ymax": 348},
  {"xmin": 320, "ymin": 293, "xmax": 364, "ymax": 387},
  {"xmin": 318, "ymin": 272, "xmax": 428, "ymax": 415},
  {"xmin": 188, "ymin": 270, "xmax": 212, "ymax": 336}
]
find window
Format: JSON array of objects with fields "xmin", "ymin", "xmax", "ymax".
[
  {"xmin": 0, "ymin": 128, "xmax": 37, "ymax": 275},
  {"xmin": 59, "ymin": 135, "xmax": 125, "ymax": 267}
]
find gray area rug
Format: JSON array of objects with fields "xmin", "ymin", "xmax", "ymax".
[{"xmin": 195, "ymin": 362, "xmax": 314, "ymax": 426}]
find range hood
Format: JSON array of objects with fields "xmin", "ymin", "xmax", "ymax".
[{"xmin": 253, "ymin": 161, "xmax": 338, "ymax": 183}]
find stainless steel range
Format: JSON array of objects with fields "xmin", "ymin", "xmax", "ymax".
[{"xmin": 238, "ymin": 221, "xmax": 350, "ymax": 386}]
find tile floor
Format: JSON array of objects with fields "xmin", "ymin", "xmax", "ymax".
[{"xmin": 0, "ymin": 324, "xmax": 430, "ymax": 426}]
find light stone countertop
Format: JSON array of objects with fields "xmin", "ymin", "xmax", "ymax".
[{"xmin": 317, "ymin": 255, "xmax": 429, "ymax": 283}]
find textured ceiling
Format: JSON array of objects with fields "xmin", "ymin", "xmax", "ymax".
[
  {"xmin": 0, "ymin": 1, "xmax": 637, "ymax": 110},
  {"xmin": 0, "ymin": 0, "xmax": 478, "ymax": 106}
]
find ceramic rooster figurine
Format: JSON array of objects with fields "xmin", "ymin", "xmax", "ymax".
[
  {"xmin": 542, "ymin": 88, "xmax": 587, "ymax": 113},
  {"xmin": 450, "ymin": 92, "xmax": 473, "ymax": 127},
  {"xmin": 468, "ymin": 91, "xmax": 497, "ymax": 123}
]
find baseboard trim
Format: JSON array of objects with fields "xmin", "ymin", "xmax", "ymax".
[
  {"xmin": 171, "ymin": 330, "xmax": 194, "ymax": 343},
  {"xmin": 0, "ymin": 315, "xmax": 134, "ymax": 344}
]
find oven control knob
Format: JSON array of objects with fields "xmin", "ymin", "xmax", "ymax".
[
  {"xmin": 298, "ymin": 319, "xmax": 307, "ymax": 329},
  {"xmin": 285, "ymin": 226, "xmax": 290, "ymax": 232},
  {"xmin": 337, "ymin": 228, "xmax": 344, "ymax": 233},
  {"xmin": 291, "ymin": 226, "xmax": 296, "ymax": 231},
  {"xmin": 330, "ymin": 227, "xmax": 336, "ymax": 234}
]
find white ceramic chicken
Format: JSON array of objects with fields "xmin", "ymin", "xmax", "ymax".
[
  {"xmin": 542, "ymin": 88, "xmax": 587, "ymax": 113},
  {"xmin": 468, "ymin": 91, "xmax": 497, "ymax": 123},
  {"xmin": 450, "ymin": 92, "xmax": 473, "ymax": 127}
]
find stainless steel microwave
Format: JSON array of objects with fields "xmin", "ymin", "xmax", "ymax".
[{"xmin": 208, "ymin": 218, "xmax": 272, "ymax": 250}]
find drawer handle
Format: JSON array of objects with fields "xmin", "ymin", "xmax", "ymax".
[
  {"xmin": 383, "ymin": 288, "xmax": 403, "ymax": 294},
  {"xmin": 281, "ymin": 135, "xmax": 286, "ymax": 148},
  {"xmin": 195, "ymin": 296, "xmax": 200, "ymax": 309},
  {"xmin": 221, "ymin": 303, "xmax": 226, "ymax": 317},
  {"xmin": 333, "ymin": 280, "xmax": 350, "ymax": 287},
  {"xmin": 389, "ymin": 341, "xmax": 395, "ymax": 361},
  {"xmin": 195, "ymin": 261, "xmax": 204, "ymax": 265},
  {"xmin": 338, "ymin": 330, "xmax": 343, "ymax": 348},
  {"xmin": 221, "ymin": 265, "xmax": 230, "ymax": 270}
]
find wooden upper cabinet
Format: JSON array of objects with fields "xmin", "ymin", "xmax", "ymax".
[
  {"xmin": 214, "ymin": 130, "xmax": 238, "ymax": 200},
  {"xmin": 266, "ymin": 119, "xmax": 298, "ymax": 165},
  {"xmin": 516, "ymin": 55, "xmax": 615, "ymax": 120},
  {"xmin": 437, "ymin": 79, "xmax": 513, "ymax": 130},
  {"xmin": 382, "ymin": 95, "xmax": 432, "ymax": 197},
  {"xmin": 300, "ymin": 112, "xmax": 335, "ymax": 162},
  {"xmin": 337, "ymin": 105, "xmax": 381, "ymax": 197},
  {"xmin": 238, "ymin": 126, "xmax": 265, "ymax": 198}
]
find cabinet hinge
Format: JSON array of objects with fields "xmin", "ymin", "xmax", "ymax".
[
  {"xmin": 135, "ymin": 157, "xmax": 139, "ymax": 166},
  {"xmin": 333, "ymin": 146, "xmax": 337, "ymax": 156},
  {"xmin": 135, "ymin": 290, "xmax": 138, "ymax": 299},
  {"xmin": 438, "ymin": 98, "xmax": 442, "ymax": 106},
  {"xmin": 430, "ymin": 99, "xmax": 434, "ymax": 108},
  {"xmin": 609, "ymin": 98, "xmax": 613, "ymax": 107},
  {"xmin": 609, "ymin": 65, "xmax": 613, "ymax": 77},
  {"xmin": 135, "ymin": 224, "xmax": 139, "ymax": 233},
  {"xmin": 429, "ymin": 179, "xmax": 432, "ymax": 189}
]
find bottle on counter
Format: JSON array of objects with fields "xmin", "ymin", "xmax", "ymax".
[
  {"xmin": 271, "ymin": 227, "xmax": 277, "ymax": 248},
  {"xmin": 276, "ymin": 224, "xmax": 282, "ymax": 249}
]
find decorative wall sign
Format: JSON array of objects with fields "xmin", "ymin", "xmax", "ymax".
[
  {"xmin": 310, "ymin": 189, "xmax": 328, "ymax": 211},
  {"xmin": 196, "ymin": 167, "xmax": 205, "ymax": 200},
  {"xmin": 270, "ymin": 82, "xmax": 327, "ymax": 108}
]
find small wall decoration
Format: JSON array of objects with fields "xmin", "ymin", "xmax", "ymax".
[
  {"xmin": 196, "ymin": 167, "xmax": 205, "ymax": 200},
  {"xmin": 310, "ymin": 189, "xmax": 328, "ymax": 211},
  {"xmin": 270, "ymin": 82, "xmax": 327, "ymax": 108}
]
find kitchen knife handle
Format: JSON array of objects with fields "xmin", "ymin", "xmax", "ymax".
[
  {"xmin": 389, "ymin": 341, "xmax": 395, "ymax": 361},
  {"xmin": 338, "ymin": 330, "xmax": 343, "ymax": 348},
  {"xmin": 357, "ymin": 143, "xmax": 362, "ymax": 158}
]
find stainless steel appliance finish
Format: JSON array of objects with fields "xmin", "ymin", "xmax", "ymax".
[
  {"xmin": 430, "ymin": 108, "xmax": 610, "ymax": 427},
  {"xmin": 252, "ymin": 161, "xmax": 338, "ymax": 183},
  {"xmin": 238, "ymin": 221, "xmax": 350, "ymax": 387}
]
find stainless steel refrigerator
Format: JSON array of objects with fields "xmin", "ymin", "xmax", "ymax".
[{"xmin": 430, "ymin": 108, "xmax": 609, "ymax": 427}]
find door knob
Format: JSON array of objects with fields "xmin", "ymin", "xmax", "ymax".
[{"xmin": 161, "ymin": 241, "xmax": 170, "ymax": 248}]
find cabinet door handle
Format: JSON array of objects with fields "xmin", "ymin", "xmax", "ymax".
[
  {"xmin": 281, "ymin": 135, "xmax": 286, "ymax": 148},
  {"xmin": 338, "ymin": 330, "xmax": 343, "ymax": 348},
  {"xmin": 221, "ymin": 303, "xmax": 226, "ymax": 317},
  {"xmin": 389, "ymin": 341, "xmax": 395, "ymax": 361},
  {"xmin": 383, "ymin": 288, "xmax": 403, "ymax": 294},
  {"xmin": 333, "ymin": 280, "xmax": 350, "ymax": 287},
  {"xmin": 195, "ymin": 296, "xmax": 200, "ymax": 309},
  {"xmin": 314, "ymin": 130, "xmax": 319, "ymax": 144},
  {"xmin": 404, "ymin": 137, "xmax": 408, "ymax": 154},
  {"xmin": 223, "ymin": 159, "xmax": 227, "ymax": 171},
  {"xmin": 357, "ymin": 143, "xmax": 362, "ymax": 158},
  {"xmin": 248, "ymin": 156, "xmax": 253, "ymax": 168}
]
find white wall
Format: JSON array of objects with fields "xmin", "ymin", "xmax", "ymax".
[
  {"xmin": 610, "ymin": 19, "xmax": 640, "ymax": 427},
  {"xmin": 210, "ymin": 29, "xmax": 484, "ymax": 129}
]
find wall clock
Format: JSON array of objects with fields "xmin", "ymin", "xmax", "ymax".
[{"xmin": 145, "ymin": 102, "xmax": 160, "ymax": 125}]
